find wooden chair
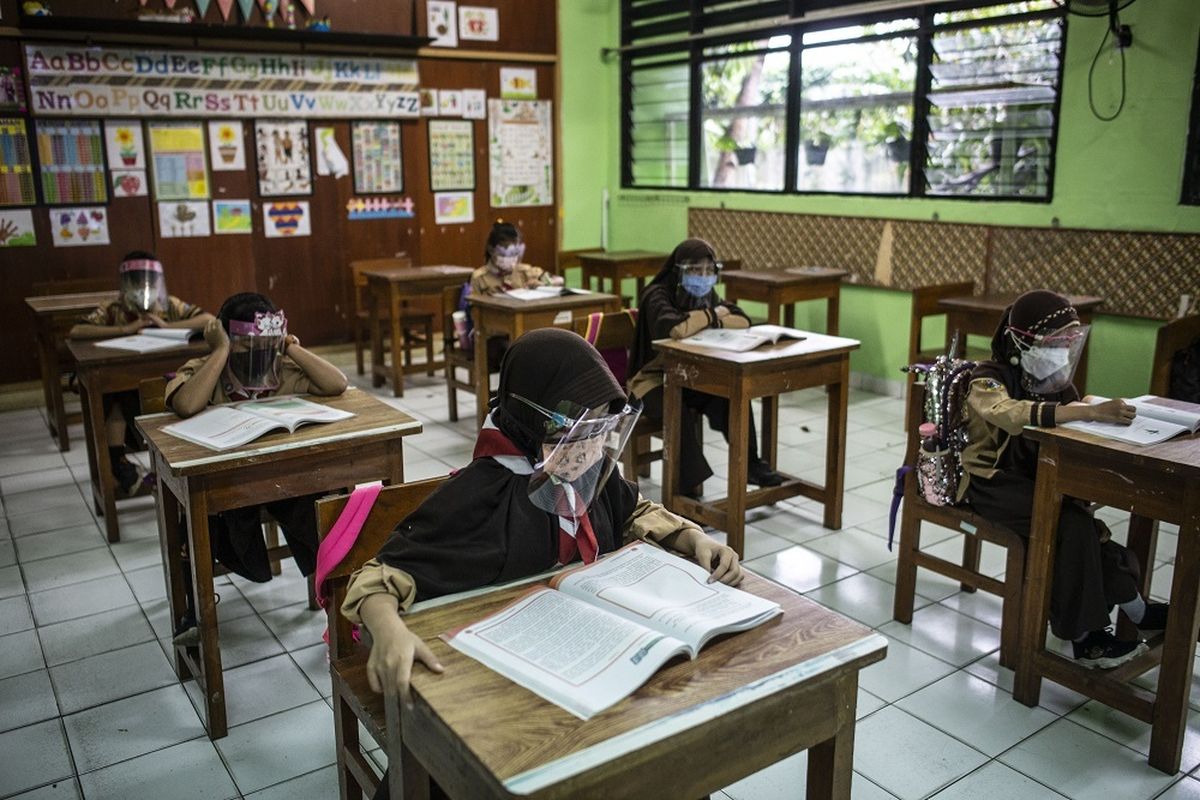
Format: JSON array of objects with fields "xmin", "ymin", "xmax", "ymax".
[
  {"xmin": 1150, "ymin": 314, "xmax": 1200, "ymax": 397},
  {"xmin": 317, "ymin": 478, "xmax": 447, "ymax": 800},
  {"xmin": 441, "ymin": 284, "xmax": 481, "ymax": 422},
  {"xmin": 892, "ymin": 383, "xmax": 1025, "ymax": 668},
  {"xmin": 904, "ymin": 281, "xmax": 987, "ymax": 433},
  {"xmin": 349, "ymin": 257, "xmax": 435, "ymax": 377}
]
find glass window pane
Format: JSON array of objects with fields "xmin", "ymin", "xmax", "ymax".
[
  {"xmin": 700, "ymin": 47, "xmax": 790, "ymax": 190},
  {"xmin": 797, "ymin": 36, "xmax": 917, "ymax": 194},
  {"xmin": 802, "ymin": 19, "xmax": 917, "ymax": 46},
  {"xmin": 935, "ymin": 2, "xmax": 1057, "ymax": 25},
  {"xmin": 629, "ymin": 61, "xmax": 690, "ymax": 188},
  {"xmin": 925, "ymin": 17, "xmax": 1063, "ymax": 198}
]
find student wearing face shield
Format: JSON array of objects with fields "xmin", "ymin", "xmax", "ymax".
[
  {"xmin": 960, "ymin": 290, "xmax": 1160, "ymax": 669},
  {"xmin": 164, "ymin": 293, "xmax": 347, "ymax": 588},
  {"xmin": 469, "ymin": 221, "xmax": 563, "ymax": 296},
  {"xmin": 628, "ymin": 238, "xmax": 785, "ymax": 497},
  {"xmin": 69, "ymin": 251, "xmax": 214, "ymax": 497}
]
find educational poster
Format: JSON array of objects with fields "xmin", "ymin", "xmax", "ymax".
[
  {"xmin": 351, "ymin": 122, "xmax": 403, "ymax": 194},
  {"xmin": 207, "ymin": 121, "xmax": 246, "ymax": 171},
  {"xmin": 148, "ymin": 122, "xmax": 210, "ymax": 200},
  {"xmin": 346, "ymin": 196, "xmax": 415, "ymax": 220},
  {"xmin": 49, "ymin": 207, "xmax": 110, "ymax": 247},
  {"xmin": 111, "ymin": 170, "xmax": 147, "ymax": 198},
  {"xmin": 158, "ymin": 201, "xmax": 211, "ymax": 238},
  {"xmin": 459, "ymin": 6, "xmax": 498, "ymax": 41},
  {"xmin": 36, "ymin": 120, "xmax": 108, "ymax": 205},
  {"xmin": 426, "ymin": 1, "xmax": 458, "ymax": 47},
  {"xmin": 438, "ymin": 90, "xmax": 463, "ymax": 117},
  {"xmin": 0, "ymin": 67, "xmax": 24, "ymax": 112},
  {"xmin": 314, "ymin": 127, "xmax": 349, "ymax": 178},
  {"xmin": 428, "ymin": 119, "xmax": 475, "ymax": 191},
  {"xmin": 434, "ymin": 191, "xmax": 474, "ymax": 225},
  {"xmin": 420, "ymin": 89, "xmax": 439, "ymax": 117},
  {"xmin": 488, "ymin": 99, "xmax": 553, "ymax": 208},
  {"xmin": 500, "ymin": 68, "xmax": 537, "ymax": 100},
  {"xmin": 104, "ymin": 121, "xmax": 145, "ymax": 169},
  {"xmin": 0, "ymin": 118, "xmax": 36, "ymax": 207},
  {"xmin": 213, "ymin": 200, "xmax": 253, "ymax": 234},
  {"xmin": 462, "ymin": 89, "xmax": 486, "ymax": 120},
  {"xmin": 0, "ymin": 210, "xmax": 36, "ymax": 247},
  {"xmin": 256, "ymin": 120, "xmax": 312, "ymax": 196},
  {"xmin": 263, "ymin": 200, "xmax": 311, "ymax": 237}
]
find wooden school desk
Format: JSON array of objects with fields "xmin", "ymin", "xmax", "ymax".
[
  {"xmin": 25, "ymin": 291, "xmax": 119, "ymax": 452},
  {"xmin": 577, "ymin": 250, "xmax": 667, "ymax": 300},
  {"xmin": 362, "ymin": 569, "xmax": 886, "ymax": 800},
  {"xmin": 468, "ymin": 291, "xmax": 622, "ymax": 426},
  {"xmin": 68, "ymin": 338, "xmax": 208, "ymax": 542},
  {"xmin": 721, "ymin": 267, "xmax": 849, "ymax": 333},
  {"xmin": 136, "ymin": 389, "xmax": 421, "ymax": 740},
  {"xmin": 938, "ymin": 293, "xmax": 1104, "ymax": 393},
  {"xmin": 1013, "ymin": 426, "xmax": 1200, "ymax": 774},
  {"xmin": 653, "ymin": 332, "xmax": 860, "ymax": 557},
  {"xmin": 365, "ymin": 265, "xmax": 475, "ymax": 398}
]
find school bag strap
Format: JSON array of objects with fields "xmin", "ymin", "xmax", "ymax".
[{"xmin": 314, "ymin": 481, "xmax": 383, "ymax": 608}]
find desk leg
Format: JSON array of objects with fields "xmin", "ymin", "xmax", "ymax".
[
  {"xmin": 385, "ymin": 697, "xmax": 431, "ymax": 800},
  {"xmin": 806, "ymin": 672, "xmax": 857, "ymax": 800},
  {"xmin": 184, "ymin": 489, "xmax": 226, "ymax": 739},
  {"xmin": 767, "ymin": 300, "xmax": 781, "ymax": 326},
  {"xmin": 84, "ymin": 383, "xmax": 121, "ymax": 542},
  {"xmin": 784, "ymin": 304, "xmax": 795, "ymax": 328},
  {"xmin": 726, "ymin": 385, "xmax": 750, "ymax": 558},
  {"xmin": 49, "ymin": 361, "xmax": 70, "ymax": 453},
  {"xmin": 370, "ymin": 286, "xmax": 385, "ymax": 389},
  {"xmin": 473, "ymin": 308, "xmax": 489, "ymax": 428},
  {"xmin": 635, "ymin": 276, "xmax": 646, "ymax": 302},
  {"xmin": 389, "ymin": 287, "xmax": 405, "ymax": 398},
  {"xmin": 822, "ymin": 358, "xmax": 849, "ymax": 530},
  {"xmin": 662, "ymin": 378, "xmax": 683, "ymax": 515},
  {"xmin": 827, "ymin": 294, "xmax": 840, "ymax": 336},
  {"xmin": 1013, "ymin": 441, "xmax": 1063, "ymax": 708},
  {"xmin": 154, "ymin": 466, "xmax": 191, "ymax": 680},
  {"xmin": 1149, "ymin": 488, "xmax": 1200, "ymax": 773},
  {"xmin": 761, "ymin": 396, "xmax": 778, "ymax": 470}
]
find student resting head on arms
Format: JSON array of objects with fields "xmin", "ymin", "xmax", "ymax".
[
  {"xmin": 342, "ymin": 328, "xmax": 741, "ymax": 710},
  {"xmin": 69, "ymin": 250, "xmax": 214, "ymax": 497},
  {"xmin": 163, "ymin": 292, "xmax": 348, "ymax": 587},
  {"xmin": 469, "ymin": 220, "xmax": 563, "ymax": 296},
  {"xmin": 627, "ymin": 237, "xmax": 785, "ymax": 497},
  {"xmin": 960, "ymin": 289, "xmax": 1154, "ymax": 669}
]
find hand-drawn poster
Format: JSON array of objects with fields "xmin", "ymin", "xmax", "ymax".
[
  {"xmin": 314, "ymin": 127, "xmax": 349, "ymax": 178},
  {"xmin": 438, "ymin": 90, "xmax": 463, "ymax": 117},
  {"xmin": 49, "ymin": 206, "xmax": 110, "ymax": 247},
  {"xmin": 36, "ymin": 120, "xmax": 108, "ymax": 205},
  {"xmin": 263, "ymin": 200, "xmax": 311, "ymax": 237},
  {"xmin": 428, "ymin": 119, "xmax": 475, "ymax": 192},
  {"xmin": 488, "ymin": 99, "xmax": 552, "ymax": 208},
  {"xmin": 351, "ymin": 122, "xmax": 403, "ymax": 195},
  {"xmin": 0, "ymin": 209, "xmax": 36, "ymax": 247},
  {"xmin": 420, "ymin": 89, "xmax": 439, "ymax": 117},
  {"xmin": 426, "ymin": 1, "xmax": 458, "ymax": 47},
  {"xmin": 499, "ymin": 67, "xmax": 537, "ymax": 100},
  {"xmin": 111, "ymin": 170, "xmax": 147, "ymax": 197},
  {"xmin": 255, "ymin": 120, "xmax": 312, "ymax": 196},
  {"xmin": 158, "ymin": 200, "xmax": 211, "ymax": 238},
  {"xmin": 105, "ymin": 121, "xmax": 145, "ymax": 170},
  {"xmin": 434, "ymin": 191, "xmax": 474, "ymax": 225},
  {"xmin": 148, "ymin": 122, "xmax": 210, "ymax": 200},
  {"xmin": 213, "ymin": 199, "xmax": 253, "ymax": 234},
  {"xmin": 459, "ymin": 6, "xmax": 498, "ymax": 41},
  {"xmin": 0, "ymin": 118, "xmax": 36, "ymax": 206},
  {"xmin": 207, "ymin": 121, "xmax": 246, "ymax": 171},
  {"xmin": 462, "ymin": 89, "xmax": 486, "ymax": 120},
  {"xmin": 0, "ymin": 67, "xmax": 24, "ymax": 112}
]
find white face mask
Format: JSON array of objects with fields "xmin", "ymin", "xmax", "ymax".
[
  {"xmin": 1021, "ymin": 346, "xmax": 1071, "ymax": 380},
  {"xmin": 492, "ymin": 254, "xmax": 518, "ymax": 274}
]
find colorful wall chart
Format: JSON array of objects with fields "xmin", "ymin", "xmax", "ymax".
[
  {"xmin": 351, "ymin": 122, "xmax": 403, "ymax": 194},
  {"xmin": 35, "ymin": 120, "xmax": 107, "ymax": 205},
  {"xmin": 0, "ymin": 118, "xmax": 36, "ymax": 207},
  {"xmin": 256, "ymin": 120, "xmax": 312, "ymax": 196},
  {"xmin": 434, "ymin": 191, "xmax": 474, "ymax": 225},
  {"xmin": 488, "ymin": 99, "xmax": 553, "ymax": 208},
  {"xmin": 428, "ymin": 120, "xmax": 475, "ymax": 192},
  {"xmin": 346, "ymin": 196, "xmax": 415, "ymax": 220},
  {"xmin": 213, "ymin": 200, "xmax": 253, "ymax": 234},
  {"xmin": 148, "ymin": 122, "xmax": 210, "ymax": 200},
  {"xmin": 49, "ymin": 206, "xmax": 110, "ymax": 247},
  {"xmin": 263, "ymin": 201, "xmax": 311, "ymax": 237}
]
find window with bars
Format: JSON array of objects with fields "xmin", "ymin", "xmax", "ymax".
[{"xmin": 620, "ymin": 0, "xmax": 1067, "ymax": 201}]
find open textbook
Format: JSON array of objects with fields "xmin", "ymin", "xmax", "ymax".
[
  {"xmin": 441, "ymin": 543, "xmax": 782, "ymax": 720},
  {"xmin": 94, "ymin": 329, "xmax": 196, "ymax": 353},
  {"xmin": 505, "ymin": 286, "xmax": 593, "ymax": 301},
  {"xmin": 1060, "ymin": 395, "xmax": 1200, "ymax": 446},
  {"xmin": 685, "ymin": 324, "xmax": 806, "ymax": 353},
  {"xmin": 161, "ymin": 396, "xmax": 354, "ymax": 451}
]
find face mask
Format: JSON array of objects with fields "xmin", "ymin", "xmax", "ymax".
[
  {"xmin": 541, "ymin": 435, "xmax": 606, "ymax": 483},
  {"xmin": 681, "ymin": 273, "xmax": 718, "ymax": 298},
  {"xmin": 1020, "ymin": 346, "xmax": 1071, "ymax": 380},
  {"xmin": 491, "ymin": 243, "xmax": 525, "ymax": 275}
]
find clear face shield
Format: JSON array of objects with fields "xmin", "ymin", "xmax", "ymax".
[
  {"xmin": 1009, "ymin": 322, "xmax": 1090, "ymax": 394},
  {"xmin": 119, "ymin": 258, "xmax": 168, "ymax": 314},
  {"xmin": 511, "ymin": 393, "xmax": 642, "ymax": 516},
  {"xmin": 490, "ymin": 242, "xmax": 526, "ymax": 275},
  {"xmin": 678, "ymin": 259, "xmax": 723, "ymax": 299},
  {"xmin": 226, "ymin": 311, "xmax": 288, "ymax": 393}
]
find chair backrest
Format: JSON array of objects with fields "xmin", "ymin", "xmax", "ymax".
[
  {"xmin": 32, "ymin": 277, "xmax": 113, "ymax": 296},
  {"xmin": 904, "ymin": 381, "xmax": 925, "ymax": 466},
  {"xmin": 1150, "ymin": 314, "xmax": 1200, "ymax": 397},
  {"xmin": 138, "ymin": 376, "xmax": 169, "ymax": 415},
  {"xmin": 315, "ymin": 477, "xmax": 447, "ymax": 658},
  {"xmin": 573, "ymin": 309, "xmax": 638, "ymax": 385},
  {"xmin": 348, "ymin": 256, "xmax": 412, "ymax": 314},
  {"xmin": 909, "ymin": 280, "xmax": 976, "ymax": 361}
]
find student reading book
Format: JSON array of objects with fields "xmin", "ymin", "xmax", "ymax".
[
  {"xmin": 161, "ymin": 396, "xmax": 354, "ymax": 451},
  {"xmin": 1060, "ymin": 394, "xmax": 1200, "ymax": 445},
  {"xmin": 685, "ymin": 324, "xmax": 807, "ymax": 353},
  {"xmin": 505, "ymin": 285, "xmax": 593, "ymax": 301},
  {"xmin": 443, "ymin": 543, "xmax": 781, "ymax": 719}
]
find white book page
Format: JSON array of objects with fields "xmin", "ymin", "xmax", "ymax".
[
  {"xmin": 1129, "ymin": 395, "xmax": 1200, "ymax": 432},
  {"xmin": 684, "ymin": 328, "xmax": 763, "ymax": 352},
  {"xmin": 161, "ymin": 406, "xmax": 286, "ymax": 451},
  {"xmin": 442, "ymin": 588, "xmax": 689, "ymax": 720},
  {"xmin": 94, "ymin": 335, "xmax": 183, "ymax": 353},
  {"xmin": 237, "ymin": 396, "xmax": 354, "ymax": 429},
  {"xmin": 749, "ymin": 324, "xmax": 806, "ymax": 344},
  {"xmin": 555, "ymin": 544, "xmax": 782, "ymax": 652},
  {"xmin": 1061, "ymin": 415, "xmax": 1189, "ymax": 446},
  {"xmin": 504, "ymin": 288, "xmax": 551, "ymax": 301},
  {"xmin": 138, "ymin": 328, "xmax": 192, "ymax": 341}
]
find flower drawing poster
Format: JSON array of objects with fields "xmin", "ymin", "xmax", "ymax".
[
  {"xmin": 255, "ymin": 120, "xmax": 312, "ymax": 197},
  {"xmin": 208, "ymin": 121, "xmax": 246, "ymax": 171},
  {"xmin": 105, "ymin": 121, "xmax": 145, "ymax": 170}
]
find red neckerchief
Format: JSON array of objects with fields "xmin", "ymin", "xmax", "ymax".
[{"xmin": 472, "ymin": 423, "xmax": 599, "ymax": 565}]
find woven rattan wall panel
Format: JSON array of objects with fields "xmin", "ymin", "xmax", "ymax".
[{"xmin": 891, "ymin": 220, "xmax": 989, "ymax": 290}]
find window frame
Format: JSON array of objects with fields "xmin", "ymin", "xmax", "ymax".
[{"xmin": 619, "ymin": 0, "xmax": 1069, "ymax": 202}]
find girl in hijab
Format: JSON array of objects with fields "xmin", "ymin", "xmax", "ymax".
[
  {"xmin": 961, "ymin": 289, "xmax": 1158, "ymax": 669},
  {"xmin": 342, "ymin": 328, "xmax": 742, "ymax": 722},
  {"xmin": 628, "ymin": 238, "xmax": 784, "ymax": 496}
]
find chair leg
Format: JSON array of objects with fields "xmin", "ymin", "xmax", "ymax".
[
  {"xmin": 637, "ymin": 434, "xmax": 652, "ymax": 479},
  {"xmin": 960, "ymin": 534, "xmax": 981, "ymax": 593},
  {"xmin": 265, "ymin": 520, "xmax": 282, "ymax": 576},
  {"xmin": 893, "ymin": 511, "xmax": 921, "ymax": 624},
  {"xmin": 425, "ymin": 320, "xmax": 436, "ymax": 377},
  {"xmin": 446, "ymin": 360, "xmax": 459, "ymax": 422},
  {"xmin": 903, "ymin": 371, "xmax": 917, "ymax": 434},
  {"xmin": 999, "ymin": 538, "xmax": 1026, "ymax": 669},
  {"xmin": 307, "ymin": 573, "xmax": 319, "ymax": 611},
  {"xmin": 402, "ymin": 326, "xmax": 414, "ymax": 370},
  {"xmin": 334, "ymin": 695, "xmax": 364, "ymax": 800},
  {"xmin": 354, "ymin": 320, "xmax": 365, "ymax": 376}
]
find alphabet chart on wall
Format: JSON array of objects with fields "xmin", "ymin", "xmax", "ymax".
[{"xmin": 34, "ymin": 120, "xmax": 108, "ymax": 205}]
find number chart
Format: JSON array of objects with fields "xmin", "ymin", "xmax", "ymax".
[
  {"xmin": 35, "ymin": 120, "xmax": 108, "ymax": 205},
  {"xmin": 0, "ymin": 118, "xmax": 36, "ymax": 207}
]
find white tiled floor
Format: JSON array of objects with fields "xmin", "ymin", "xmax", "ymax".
[{"xmin": 0, "ymin": 348, "xmax": 1195, "ymax": 799}]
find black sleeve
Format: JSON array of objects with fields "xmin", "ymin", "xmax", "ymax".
[{"xmin": 641, "ymin": 286, "xmax": 690, "ymax": 340}]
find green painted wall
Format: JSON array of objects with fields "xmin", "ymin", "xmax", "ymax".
[{"xmin": 558, "ymin": 1, "xmax": 1200, "ymax": 397}]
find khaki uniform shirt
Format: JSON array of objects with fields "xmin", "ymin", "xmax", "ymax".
[
  {"xmin": 470, "ymin": 262, "xmax": 549, "ymax": 295},
  {"xmin": 164, "ymin": 354, "xmax": 314, "ymax": 408},
  {"xmin": 80, "ymin": 295, "xmax": 200, "ymax": 327},
  {"xmin": 959, "ymin": 377, "xmax": 1061, "ymax": 501}
]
